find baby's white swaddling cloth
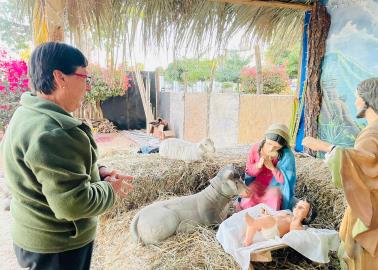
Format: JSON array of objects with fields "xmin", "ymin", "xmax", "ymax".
[{"xmin": 216, "ymin": 204, "xmax": 340, "ymax": 270}]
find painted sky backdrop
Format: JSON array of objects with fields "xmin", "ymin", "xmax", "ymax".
[{"xmin": 319, "ymin": 0, "xmax": 378, "ymax": 147}]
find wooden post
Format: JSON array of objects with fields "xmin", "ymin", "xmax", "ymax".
[
  {"xmin": 134, "ymin": 68, "xmax": 154, "ymax": 130},
  {"xmin": 33, "ymin": 0, "xmax": 65, "ymax": 45},
  {"xmin": 255, "ymin": 44, "xmax": 263, "ymax": 94},
  {"xmin": 304, "ymin": 0, "xmax": 331, "ymax": 155},
  {"xmin": 47, "ymin": 0, "xmax": 65, "ymax": 41},
  {"xmin": 155, "ymin": 69, "xmax": 161, "ymax": 117}
]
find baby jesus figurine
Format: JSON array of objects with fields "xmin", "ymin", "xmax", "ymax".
[{"xmin": 243, "ymin": 199, "xmax": 316, "ymax": 246}]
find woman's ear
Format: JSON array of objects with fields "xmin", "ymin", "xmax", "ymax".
[{"xmin": 52, "ymin": 70, "xmax": 66, "ymax": 89}]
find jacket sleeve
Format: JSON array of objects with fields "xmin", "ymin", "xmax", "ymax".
[{"xmin": 24, "ymin": 127, "xmax": 115, "ymax": 221}]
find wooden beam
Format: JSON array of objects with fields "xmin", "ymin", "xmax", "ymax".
[{"xmin": 210, "ymin": 0, "xmax": 312, "ymax": 11}]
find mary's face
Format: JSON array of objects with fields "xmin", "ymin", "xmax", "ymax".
[{"xmin": 264, "ymin": 138, "xmax": 282, "ymax": 157}]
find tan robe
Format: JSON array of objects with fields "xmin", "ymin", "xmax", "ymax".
[{"xmin": 330, "ymin": 121, "xmax": 378, "ymax": 270}]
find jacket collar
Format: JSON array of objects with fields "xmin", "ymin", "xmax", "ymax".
[{"xmin": 20, "ymin": 92, "xmax": 82, "ymax": 129}]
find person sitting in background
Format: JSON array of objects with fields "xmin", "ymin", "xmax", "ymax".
[{"xmin": 235, "ymin": 124, "xmax": 296, "ymax": 211}]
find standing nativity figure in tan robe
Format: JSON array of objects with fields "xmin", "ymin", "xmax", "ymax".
[{"xmin": 303, "ymin": 78, "xmax": 378, "ymax": 270}]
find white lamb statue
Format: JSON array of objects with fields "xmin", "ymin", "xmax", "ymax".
[{"xmin": 159, "ymin": 138, "xmax": 215, "ymax": 162}]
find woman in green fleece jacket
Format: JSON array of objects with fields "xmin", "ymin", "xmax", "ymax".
[{"xmin": 0, "ymin": 42, "xmax": 133, "ymax": 270}]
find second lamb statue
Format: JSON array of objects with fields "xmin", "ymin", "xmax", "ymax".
[{"xmin": 159, "ymin": 138, "xmax": 215, "ymax": 162}]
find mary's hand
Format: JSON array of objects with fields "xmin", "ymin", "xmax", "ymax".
[
  {"xmin": 263, "ymin": 158, "xmax": 276, "ymax": 171},
  {"xmin": 256, "ymin": 157, "xmax": 265, "ymax": 169},
  {"xmin": 240, "ymin": 188, "xmax": 251, "ymax": 198}
]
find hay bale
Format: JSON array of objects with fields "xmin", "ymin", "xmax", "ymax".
[
  {"xmin": 92, "ymin": 203, "xmax": 240, "ymax": 270},
  {"xmin": 92, "ymin": 197, "xmax": 340, "ymax": 270},
  {"xmin": 94, "ymin": 149, "xmax": 344, "ymax": 269},
  {"xmin": 99, "ymin": 149, "xmax": 247, "ymax": 218}
]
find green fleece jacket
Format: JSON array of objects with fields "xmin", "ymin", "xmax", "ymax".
[{"xmin": 0, "ymin": 93, "xmax": 115, "ymax": 253}]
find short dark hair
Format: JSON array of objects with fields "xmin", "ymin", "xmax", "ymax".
[{"xmin": 29, "ymin": 42, "xmax": 88, "ymax": 94}]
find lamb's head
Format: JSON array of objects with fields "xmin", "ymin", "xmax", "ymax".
[
  {"xmin": 198, "ymin": 138, "xmax": 216, "ymax": 154},
  {"xmin": 210, "ymin": 164, "xmax": 247, "ymax": 197}
]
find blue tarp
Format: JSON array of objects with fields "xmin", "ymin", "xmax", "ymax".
[{"xmin": 295, "ymin": 11, "xmax": 311, "ymax": 152}]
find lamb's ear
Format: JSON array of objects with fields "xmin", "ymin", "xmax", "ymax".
[
  {"xmin": 220, "ymin": 166, "xmax": 234, "ymax": 180},
  {"xmin": 221, "ymin": 180, "xmax": 238, "ymax": 195}
]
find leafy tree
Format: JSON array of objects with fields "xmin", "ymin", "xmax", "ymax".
[
  {"xmin": 215, "ymin": 52, "xmax": 249, "ymax": 83},
  {"xmin": 164, "ymin": 58, "xmax": 214, "ymax": 84},
  {"xmin": 240, "ymin": 64, "xmax": 289, "ymax": 94},
  {"xmin": 265, "ymin": 43, "xmax": 300, "ymax": 79},
  {"xmin": 0, "ymin": 0, "xmax": 31, "ymax": 51},
  {"xmin": 85, "ymin": 64, "xmax": 127, "ymax": 105}
]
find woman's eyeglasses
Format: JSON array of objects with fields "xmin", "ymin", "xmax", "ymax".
[{"xmin": 73, "ymin": 72, "xmax": 92, "ymax": 85}]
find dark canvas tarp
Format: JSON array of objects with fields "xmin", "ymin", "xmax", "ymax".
[{"xmin": 101, "ymin": 71, "xmax": 156, "ymax": 130}]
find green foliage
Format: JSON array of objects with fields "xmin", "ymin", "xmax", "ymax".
[
  {"xmin": 215, "ymin": 52, "xmax": 249, "ymax": 83},
  {"xmin": 265, "ymin": 43, "xmax": 300, "ymax": 79},
  {"xmin": 164, "ymin": 58, "xmax": 215, "ymax": 84},
  {"xmin": 0, "ymin": 91, "xmax": 22, "ymax": 130},
  {"xmin": 240, "ymin": 65, "xmax": 289, "ymax": 94},
  {"xmin": 0, "ymin": 0, "xmax": 31, "ymax": 51},
  {"xmin": 221, "ymin": 82, "xmax": 234, "ymax": 89},
  {"xmin": 319, "ymin": 116, "xmax": 358, "ymax": 148},
  {"xmin": 84, "ymin": 65, "xmax": 127, "ymax": 105}
]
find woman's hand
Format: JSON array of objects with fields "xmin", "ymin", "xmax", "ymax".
[
  {"xmin": 99, "ymin": 167, "xmax": 134, "ymax": 198},
  {"xmin": 302, "ymin": 137, "xmax": 334, "ymax": 152},
  {"xmin": 105, "ymin": 174, "xmax": 133, "ymax": 198},
  {"xmin": 99, "ymin": 167, "xmax": 134, "ymax": 181}
]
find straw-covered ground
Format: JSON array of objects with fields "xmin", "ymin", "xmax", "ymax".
[{"xmin": 92, "ymin": 147, "xmax": 346, "ymax": 270}]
